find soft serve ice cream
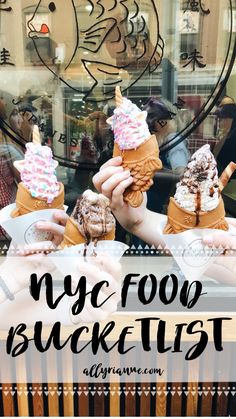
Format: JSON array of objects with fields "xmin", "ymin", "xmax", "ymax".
[
  {"xmin": 108, "ymin": 86, "xmax": 162, "ymax": 208},
  {"xmin": 108, "ymin": 96, "xmax": 151, "ymax": 150},
  {"xmin": 62, "ymin": 190, "xmax": 115, "ymax": 247},
  {"xmin": 71, "ymin": 190, "xmax": 115, "ymax": 242},
  {"xmin": 174, "ymin": 144, "xmax": 219, "ymax": 214},
  {"xmin": 163, "ymin": 144, "xmax": 229, "ymax": 234},
  {"xmin": 21, "ymin": 142, "xmax": 60, "ymax": 204}
]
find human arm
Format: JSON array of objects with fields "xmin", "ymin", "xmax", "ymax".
[{"xmin": 93, "ymin": 156, "xmax": 165, "ymax": 247}]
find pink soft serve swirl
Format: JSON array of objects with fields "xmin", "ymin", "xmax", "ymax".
[
  {"xmin": 21, "ymin": 143, "xmax": 60, "ymax": 204},
  {"xmin": 108, "ymin": 97, "xmax": 150, "ymax": 150}
]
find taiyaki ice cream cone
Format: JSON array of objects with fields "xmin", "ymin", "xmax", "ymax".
[
  {"xmin": 62, "ymin": 190, "xmax": 115, "ymax": 247},
  {"xmin": 11, "ymin": 126, "xmax": 64, "ymax": 218},
  {"xmin": 163, "ymin": 144, "xmax": 236, "ymax": 234},
  {"xmin": 107, "ymin": 86, "xmax": 162, "ymax": 208}
]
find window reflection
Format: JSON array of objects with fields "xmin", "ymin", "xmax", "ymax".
[{"xmin": 0, "ymin": 0, "xmax": 235, "ymax": 220}]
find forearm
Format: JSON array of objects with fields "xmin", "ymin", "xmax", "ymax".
[
  {"xmin": 114, "ymin": 207, "xmax": 165, "ymax": 247},
  {"xmin": 133, "ymin": 209, "xmax": 165, "ymax": 247}
]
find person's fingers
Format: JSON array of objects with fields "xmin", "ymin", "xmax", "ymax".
[
  {"xmin": 93, "ymin": 166, "xmax": 124, "ymax": 192},
  {"xmin": 100, "ymin": 170, "xmax": 132, "ymax": 199},
  {"xmin": 36, "ymin": 221, "xmax": 65, "ymax": 236},
  {"xmin": 110, "ymin": 177, "xmax": 134, "ymax": 209},
  {"xmin": 36, "ymin": 221, "xmax": 65, "ymax": 245},
  {"xmin": 52, "ymin": 210, "xmax": 69, "ymax": 226},
  {"xmin": 17, "ymin": 241, "xmax": 56, "ymax": 255},
  {"xmin": 34, "ymin": 212, "xmax": 68, "ymax": 246},
  {"xmin": 99, "ymin": 156, "xmax": 122, "ymax": 170},
  {"xmin": 203, "ymin": 232, "xmax": 236, "ymax": 250}
]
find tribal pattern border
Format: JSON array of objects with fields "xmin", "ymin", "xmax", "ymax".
[
  {"xmin": 0, "ymin": 244, "xmax": 234, "ymax": 257},
  {"xmin": 1, "ymin": 384, "xmax": 236, "ymax": 397}
]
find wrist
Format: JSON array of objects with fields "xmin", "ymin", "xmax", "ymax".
[{"xmin": 123, "ymin": 210, "xmax": 147, "ymax": 237}]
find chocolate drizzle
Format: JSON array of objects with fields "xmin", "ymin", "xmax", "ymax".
[
  {"xmin": 195, "ymin": 189, "xmax": 201, "ymax": 226},
  {"xmin": 209, "ymin": 187, "xmax": 215, "ymax": 198},
  {"xmin": 83, "ymin": 243, "xmax": 87, "ymax": 258},
  {"xmin": 174, "ymin": 145, "xmax": 220, "ymax": 213}
]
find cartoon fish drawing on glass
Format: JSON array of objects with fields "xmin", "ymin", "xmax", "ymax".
[{"xmin": 27, "ymin": 0, "xmax": 164, "ymax": 102}]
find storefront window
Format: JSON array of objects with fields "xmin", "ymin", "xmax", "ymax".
[
  {"xmin": 1, "ymin": 3, "xmax": 236, "ymax": 411},
  {"xmin": 0, "ymin": 0, "xmax": 235, "ymax": 215}
]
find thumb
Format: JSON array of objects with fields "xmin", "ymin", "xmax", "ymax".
[
  {"xmin": 17, "ymin": 241, "xmax": 56, "ymax": 256},
  {"xmin": 203, "ymin": 232, "xmax": 236, "ymax": 250}
]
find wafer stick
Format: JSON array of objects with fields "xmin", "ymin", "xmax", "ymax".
[
  {"xmin": 219, "ymin": 162, "xmax": 236, "ymax": 191},
  {"xmin": 32, "ymin": 125, "xmax": 41, "ymax": 144},
  {"xmin": 115, "ymin": 86, "xmax": 123, "ymax": 107}
]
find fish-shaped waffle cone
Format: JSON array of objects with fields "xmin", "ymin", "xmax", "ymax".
[
  {"xmin": 163, "ymin": 196, "xmax": 228, "ymax": 234},
  {"xmin": 112, "ymin": 87, "xmax": 162, "ymax": 207},
  {"xmin": 11, "ymin": 182, "xmax": 64, "ymax": 218},
  {"xmin": 61, "ymin": 217, "xmax": 115, "ymax": 248},
  {"xmin": 113, "ymin": 134, "xmax": 162, "ymax": 207}
]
